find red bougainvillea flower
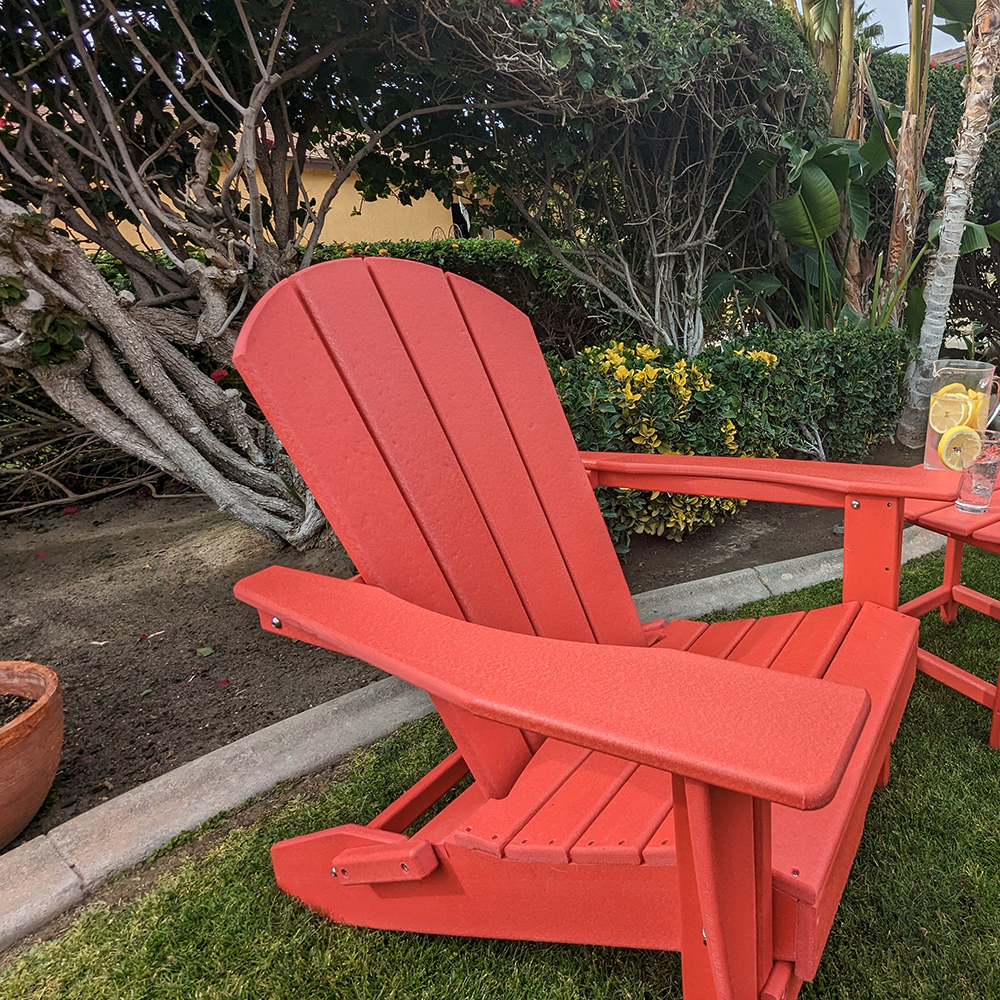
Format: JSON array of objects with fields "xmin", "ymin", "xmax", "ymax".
[
  {"xmin": 609, "ymin": 0, "xmax": 620, "ymax": 8},
  {"xmin": 507, "ymin": 0, "xmax": 526, "ymax": 6},
  {"xmin": 209, "ymin": 368, "xmax": 228, "ymax": 383}
]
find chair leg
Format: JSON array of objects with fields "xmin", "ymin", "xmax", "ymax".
[
  {"xmin": 673, "ymin": 776, "xmax": 772, "ymax": 1000},
  {"xmin": 940, "ymin": 538, "xmax": 964, "ymax": 624},
  {"xmin": 990, "ymin": 669, "xmax": 1000, "ymax": 750},
  {"xmin": 875, "ymin": 749, "xmax": 890, "ymax": 789}
]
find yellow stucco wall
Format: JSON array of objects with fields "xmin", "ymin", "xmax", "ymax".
[
  {"xmin": 73, "ymin": 165, "xmax": 461, "ymax": 251},
  {"xmin": 305, "ymin": 166, "xmax": 458, "ymax": 243}
]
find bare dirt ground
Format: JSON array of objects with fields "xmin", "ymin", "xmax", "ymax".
[{"xmin": 0, "ymin": 440, "xmax": 920, "ymax": 855}]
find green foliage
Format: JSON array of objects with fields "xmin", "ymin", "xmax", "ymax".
[
  {"xmin": 552, "ymin": 324, "xmax": 911, "ymax": 549},
  {"xmin": 28, "ymin": 301, "xmax": 86, "ymax": 365},
  {"xmin": 735, "ymin": 324, "xmax": 914, "ymax": 460},
  {"xmin": 0, "ymin": 275, "xmax": 28, "ymax": 307},
  {"xmin": 868, "ymin": 54, "xmax": 1000, "ymax": 230}
]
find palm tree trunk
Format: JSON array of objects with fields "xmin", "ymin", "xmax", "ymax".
[{"xmin": 897, "ymin": 0, "xmax": 1000, "ymax": 447}]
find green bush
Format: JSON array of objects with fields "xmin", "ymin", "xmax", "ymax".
[{"xmin": 552, "ymin": 324, "xmax": 911, "ymax": 551}]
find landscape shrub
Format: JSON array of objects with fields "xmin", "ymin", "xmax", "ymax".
[{"xmin": 552, "ymin": 324, "xmax": 911, "ymax": 550}]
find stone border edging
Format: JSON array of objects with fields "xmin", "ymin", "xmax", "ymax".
[{"xmin": 0, "ymin": 523, "xmax": 946, "ymax": 954}]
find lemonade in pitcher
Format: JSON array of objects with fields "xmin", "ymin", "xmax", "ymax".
[{"xmin": 924, "ymin": 360, "xmax": 1000, "ymax": 472}]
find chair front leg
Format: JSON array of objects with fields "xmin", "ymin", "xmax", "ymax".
[
  {"xmin": 941, "ymin": 537, "xmax": 964, "ymax": 623},
  {"xmin": 672, "ymin": 775, "xmax": 773, "ymax": 1000}
]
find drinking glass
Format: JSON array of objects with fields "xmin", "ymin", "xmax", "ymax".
[{"xmin": 955, "ymin": 429, "xmax": 1000, "ymax": 513}]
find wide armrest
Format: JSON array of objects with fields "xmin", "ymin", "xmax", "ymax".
[
  {"xmin": 235, "ymin": 565, "xmax": 871, "ymax": 811},
  {"xmin": 581, "ymin": 452, "xmax": 958, "ymax": 508}
]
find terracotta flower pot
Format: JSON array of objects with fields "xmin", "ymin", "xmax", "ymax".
[{"xmin": 0, "ymin": 661, "xmax": 63, "ymax": 850}]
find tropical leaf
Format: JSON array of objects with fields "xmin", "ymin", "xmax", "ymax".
[
  {"xmin": 702, "ymin": 271, "xmax": 736, "ymax": 312},
  {"xmin": 903, "ymin": 284, "xmax": 926, "ymax": 341},
  {"xmin": 848, "ymin": 183, "xmax": 870, "ymax": 240},
  {"xmin": 803, "ymin": 0, "xmax": 840, "ymax": 44},
  {"xmin": 860, "ymin": 130, "xmax": 891, "ymax": 174},
  {"xmin": 726, "ymin": 148, "xmax": 779, "ymax": 208},
  {"xmin": 787, "ymin": 246, "xmax": 842, "ymax": 290},
  {"xmin": 770, "ymin": 164, "xmax": 842, "ymax": 248},
  {"xmin": 747, "ymin": 274, "xmax": 783, "ymax": 295},
  {"xmin": 935, "ymin": 0, "xmax": 976, "ymax": 25}
]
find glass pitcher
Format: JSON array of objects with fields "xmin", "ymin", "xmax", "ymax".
[{"xmin": 924, "ymin": 359, "xmax": 1000, "ymax": 471}]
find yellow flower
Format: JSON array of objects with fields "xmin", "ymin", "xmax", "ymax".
[
  {"xmin": 378, "ymin": 248, "xmax": 389, "ymax": 256},
  {"xmin": 451, "ymin": 243, "xmax": 459, "ymax": 248},
  {"xmin": 344, "ymin": 248, "xmax": 354, "ymax": 255},
  {"xmin": 512, "ymin": 238, "xmax": 521, "ymax": 245}
]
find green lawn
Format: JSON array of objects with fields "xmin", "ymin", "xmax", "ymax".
[{"xmin": 3, "ymin": 548, "xmax": 1000, "ymax": 999}]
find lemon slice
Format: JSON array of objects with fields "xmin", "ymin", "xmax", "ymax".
[
  {"xmin": 934, "ymin": 381, "xmax": 969, "ymax": 398},
  {"xmin": 968, "ymin": 388, "xmax": 985, "ymax": 425},
  {"xmin": 929, "ymin": 392, "xmax": 973, "ymax": 434},
  {"xmin": 938, "ymin": 425, "xmax": 982, "ymax": 471}
]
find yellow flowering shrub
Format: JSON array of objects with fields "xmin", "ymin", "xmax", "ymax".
[{"xmin": 552, "ymin": 340, "xmax": 786, "ymax": 549}]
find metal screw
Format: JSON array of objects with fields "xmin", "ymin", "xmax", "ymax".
[
  {"xmin": 331, "ymin": 867, "xmax": 337, "ymax": 877},
  {"xmin": 271, "ymin": 617, "xmax": 282, "ymax": 628},
  {"xmin": 792, "ymin": 869, "xmax": 800, "ymax": 877},
  {"xmin": 851, "ymin": 500, "xmax": 860, "ymax": 509},
  {"xmin": 400, "ymin": 862, "xmax": 409, "ymax": 873},
  {"xmin": 340, "ymin": 868, "xmax": 349, "ymax": 878},
  {"xmin": 886, "ymin": 501, "xmax": 893, "ymax": 508}
]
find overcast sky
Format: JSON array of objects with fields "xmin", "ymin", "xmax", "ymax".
[{"xmin": 865, "ymin": 0, "xmax": 960, "ymax": 53}]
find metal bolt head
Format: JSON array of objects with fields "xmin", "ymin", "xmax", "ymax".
[
  {"xmin": 331, "ymin": 867, "xmax": 337, "ymax": 877},
  {"xmin": 851, "ymin": 500, "xmax": 860, "ymax": 509},
  {"xmin": 271, "ymin": 617, "xmax": 282, "ymax": 628},
  {"xmin": 400, "ymin": 862, "xmax": 409, "ymax": 873}
]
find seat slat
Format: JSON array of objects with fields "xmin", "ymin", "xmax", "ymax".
[
  {"xmin": 503, "ymin": 753, "xmax": 637, "ymax": 863},
  {"xmin": 771, "ymin": 604, "xmax": 918, "ymax": 906},
  {"xmin": 686, "ymin": 619, "xmax": 755, "ymax": 658},
  {"xmin": 640, "ymin": 801, "xmax": 678, "ymax": 865},
  {"xmin": 648, "ymin": 619, "xmax": 709, "ymax": 650},
  {"xmin": 448, "ymin": 740, "xmax": 591, "ymax": 856},
  {"xmin": 727, "ymin": 612, "xmax": 806, "ymax": 669},
  {"xmin": 570, "ymin": 764, "xmax": 675, "ymax": 865},
  {"xmin": 768, "ymin": 604, "xmax": 860, "ymax": 679}
]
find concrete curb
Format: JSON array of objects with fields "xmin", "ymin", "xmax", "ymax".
[
  {"xmin": 0, "ymin": 525, "xmax": 948, "ymax": 954},
  {"xmin": 633, "ymin": 524, "xmax": 945, "ymax": 621}
]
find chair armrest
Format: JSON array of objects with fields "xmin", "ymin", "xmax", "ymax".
[
  {"xmin": 235, "ymin": 565, "xmax": 871, "ymax": 811},
  {"xmin": 581, "ymin": 452, "xmax": 958, "ymax": 508}
]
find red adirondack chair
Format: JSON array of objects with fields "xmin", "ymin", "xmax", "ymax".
[
  {"xmin": 233, "ymin": 257, "xmax": 957, "ymax": 1000},
  {"xmin": 901, "ymin": 496, "xmax": 1000, "ymax": 746}
]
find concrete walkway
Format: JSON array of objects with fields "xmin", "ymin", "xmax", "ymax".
[{"xmin": 0, "ymin": 525, "xmax": 945, "ymax": 954}]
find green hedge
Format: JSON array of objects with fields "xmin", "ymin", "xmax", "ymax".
[{"xmin": 551, "ymin": 324, "xmax": 911, "ymax": 551}]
